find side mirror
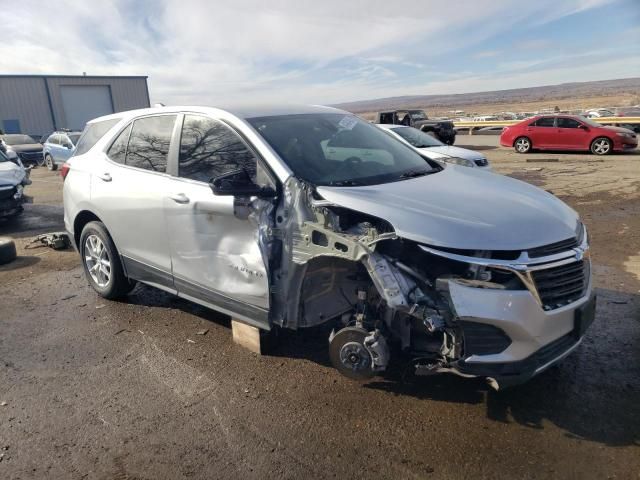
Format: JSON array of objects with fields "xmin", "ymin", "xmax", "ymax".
[
  {"xmin": 578, "ymin": 125, "xmax": 589, "ymax": 130},
  {"xmin": 210, "ymin": 169, "xmax": 276, "ymax": 197}
]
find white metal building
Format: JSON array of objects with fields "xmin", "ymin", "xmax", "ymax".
[{"xmin": 0, "ymin": 75, "xmax": 150, "ymax": 136}]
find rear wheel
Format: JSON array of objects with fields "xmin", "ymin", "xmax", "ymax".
[
  {"xmin": 45, "ymin": 154, "xmax": 57, "ymax": 171},
  {"xmin": 514, "ymin": 136, "xmax": 532, "ymax": 153},
  {"xmin": 590, "ymin": 137, "xmax": 612, "ymax": 155},
  {"xmin": 80, "ymin": 221, "xmax": 136, "ymax": 299}
]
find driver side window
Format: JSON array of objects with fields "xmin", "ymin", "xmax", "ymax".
[{"xmin": 178, "ymin": 115, "xmax": 258, "ymax": 184}]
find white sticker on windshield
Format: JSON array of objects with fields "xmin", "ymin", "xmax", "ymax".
[{"xmin": 338, "ymin": 115, "xmax": 358, "ymax": 130}]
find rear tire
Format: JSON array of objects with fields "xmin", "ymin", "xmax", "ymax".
[
  {"xmin": 79, "ymin": 221, "xmax": 136, "ymax": 299},
  {"xmin": 590, "ymin": 137, "xmax": 612, "ymax": 155},
  {"xmin": 514, "ymin": 136, "xmax": 532, "ymax": 153},
  {"xmin": 45, "ymin": 154, "xmax": 57, "ymax": 171}
]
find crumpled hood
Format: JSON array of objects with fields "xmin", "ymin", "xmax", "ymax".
[
  {"xmin": 8, "ymin": 143, "xmax": 43, "ymax": 153},
  {"xmin": 317, "ymin": 165, "xmax": 580, "ymax": 251},
  {"xmin": 0, "ymin": 161, "xmax": 25, "ymax": 186},
  {"xmin": 421, "ymin": 145, "xmax": 485, "ymax": 162}
]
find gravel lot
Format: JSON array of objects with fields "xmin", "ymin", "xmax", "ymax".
[{"xmin": 1, "ymin": 141, "xmax": 639, "ymax": 479}]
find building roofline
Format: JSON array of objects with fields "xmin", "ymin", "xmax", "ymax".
[{"xmin": 0, "ymin": 74, "xmax": 148, "ymax": 79}]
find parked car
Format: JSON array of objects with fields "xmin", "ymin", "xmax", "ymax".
[
  {"xmin": 375, "ymin": 109, "xmax": 456, "ymax": 145},
  {"xmin": 64, "ymin": 105, "xmax": 595, "ymax": 389},
  {"xmin": 500, "ymin": 115, "xmax": 637, "ymax": 155},
  {"xmin": 0, "ymin": 134, "xmax": 44, "ymax": 166},
  {"xmin": 43, "ymin": 131, "xmax": 82, "ymax": 170},
  {"xmin": 378, "ymin": 124, "xmax": 490, "ymax": 169},
  {"xmin": 0, "ymin": 149, "xmax": 31, "ymax": 219}
]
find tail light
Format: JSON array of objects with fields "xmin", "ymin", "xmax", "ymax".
[{"xmin": 60, "ymin": 162, "xmax": 71, "ymax": 180}]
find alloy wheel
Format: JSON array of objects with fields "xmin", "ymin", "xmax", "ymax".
[
  {"xmin": 592, "ymin": 139, "xmax": 610, "ymax": 155},
  {"xmin": 84, "ymin": 234, "xmax": 111, "ymax": 287},
  {"xmin": 515, "ymin": 138, "xmax": 530, "ymax": 153}
]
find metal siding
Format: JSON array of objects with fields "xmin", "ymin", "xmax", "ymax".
[
  {"xmin": 0, "ymin": 76, "xmax": 149, "ymax": 136},
  {"xmin": 0, "ymin": 77, "xmax": 54, "ymax": 135}
]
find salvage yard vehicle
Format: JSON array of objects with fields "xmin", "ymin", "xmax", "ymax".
[
  {"xmin": 500, "ymin": 114, "xmax": 638, "ymax": 155},
  {"xmin": 375, "ymin": 109, "xmax": 456, "ymax": 145},
  {"xmin": 63, "ymin": 105, "xmax": 595, "ymax": 389},
  {"xmin": 0, "ymin": 149, "xmax": 31, "ymax": 219},
  {"xmin": 42, "ymin": 130, "xmax": 82, "ymax": 171},
  {"xmin": 0, "ymin": 134, "xmax": 45, "ymax": 166},
  {"xmin": 377, "ymin": 124, "xmax": 490, "ymax": 169}
]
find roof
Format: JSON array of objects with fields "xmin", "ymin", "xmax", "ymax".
[
  {"xmin": 0, "ymin": 74, "xmax": 147, "ymax": 79},
  {"xmin": 87, "ymin": 104, "xmax": 347, "ymax": 124}
]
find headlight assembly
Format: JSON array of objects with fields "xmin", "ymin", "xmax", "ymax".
[
  {"xmin": 443, "ymin": 157, "xmax": 475, "ymax": 168},
  {"xmin": 616, "ymin": 132, "xmax": 635, "ymax": 138}
]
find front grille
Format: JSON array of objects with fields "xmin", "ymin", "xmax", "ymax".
[
  {"xmin": 474, "ymin": 158, "xmax": 489, "ymax": 167},
  {"xmin": 18, "ymin": 151, "xmax": 43, "ymax": 163},
  {"xmin": 528, "ymin": 236, "xmax": 579, "ymax": 258},
  {"xmin": 532, "ymin": 260, "xmax": 588, "ymax": 310}
]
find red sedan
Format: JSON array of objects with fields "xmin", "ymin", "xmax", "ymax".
[{"xmin": 500, "ymin": 115, "xmax": 638, "ymax": 155}]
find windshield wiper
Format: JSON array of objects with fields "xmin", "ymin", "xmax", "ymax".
[
  {"xmin": 326, "ymin": 179, "xmax": 363, "ymax": 187},
  {"xmin": 398, "ymin": 169, "xmax": 431, "ymax": 179}
]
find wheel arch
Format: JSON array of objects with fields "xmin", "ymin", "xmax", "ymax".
[
  {"xmin": 72, "ymin": 210, "xmax": 103, "ymax": 249},
  {"xmin": 513, "ymin": 135, "xmax": 532, "ymax": 147}
]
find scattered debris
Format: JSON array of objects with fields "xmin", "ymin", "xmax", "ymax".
[
  {"xmin": 0, "ymin": 401, "xmax": 7, "ymax": 406},
  {"xmin": 137, "ymin": 330, "xmax": 144, "ymax": 335},
  {"xmin": 196, "ymin": 329, "xmax": 209, "ymax": 336},
  {"xmin": 95, "ymin": 304, "xmax": 106, "ymax": 309},
  {"xmin": 187, "ymin": 339, "xmax": 196, "ymax": 344},
  {"xmin": 526, "ymin": 158, "xmax": 559, "ymax": 163},
  {"xmin": 608, "ymin": 300, "xmax": 628, "ymax": 305},
  {"xmin": 525, "ymin": 167, "xmax": 543, "ymax": 172},
  {"xmin": 61, "ymin": 294, "xmax": 77, "ymax": 301},
  {"xmin": 25, "ymin": 232, "xmax": 72, "ymax": 250},
  {"xmin": 114, "ymin": 328, "xmax": 131, "ymax": 335}
]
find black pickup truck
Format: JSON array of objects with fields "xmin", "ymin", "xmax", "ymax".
[{"xmin": 375, "ymin": 109, "xmax": 456, "ymax": 145}]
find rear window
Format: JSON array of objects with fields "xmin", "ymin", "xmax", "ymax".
[{"xmin": 74, "ymin": 119, "xmax": 121, "ymax": 156}]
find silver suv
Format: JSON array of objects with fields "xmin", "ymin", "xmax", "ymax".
[{"xmin": 63, "ymin": 105, "xmax": 595, "ymax": 389}]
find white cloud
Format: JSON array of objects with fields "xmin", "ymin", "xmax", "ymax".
[{"xmin": 0, "ymin": 0, "xmax": 635, "ymax": 105}]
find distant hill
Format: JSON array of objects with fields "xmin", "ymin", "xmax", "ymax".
[{"xmin": 334, "ymin": 77, "xmax": 640, "ymax": 114}]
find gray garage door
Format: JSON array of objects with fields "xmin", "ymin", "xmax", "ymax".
[{"xmin": 60, "ymin": 85, "xmax": 114, "ymax": 131}]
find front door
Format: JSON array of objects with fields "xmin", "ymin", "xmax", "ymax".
[
  {"xmin": 90, "ymin": 114, "xmax": 178, "ymax": 290},
  {"xmin": 164, "ymin": 114, "xmax": 272, "ymax": 327},
  {"xmin": 556, "ymin": 117, "xmax": 590, "ymax": 150}
]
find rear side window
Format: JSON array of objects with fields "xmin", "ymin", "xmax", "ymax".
[
  {"xmin": 107, "ymin": 124, "xmax": 132, "ymax": 164},
  {"xmin": 178, "ymin": 115, "xmax": 257, "ymax": 183},
  {"xmin": 74, "ymin": 118, "xmax": 121, "ymax": 156},
  {"xmin": 126, "ymin": 115, "xmax": 176, "ymax": 172},
  {"xmin": 557, "ymin": 118, "xmax": 581, "ymax": 128},
  {"xmin": 533, "ymin": 117, "xmax": 555, "ymax": 127}
]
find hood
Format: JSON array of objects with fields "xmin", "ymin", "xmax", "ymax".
[
  {"xmin": 316, "ymin": 166, "xmax": 579, "ymax": 251},
  {"xmin": 602, "ymin": 125, "xmax": 635, "ymax": 135},
  {"xmin": 8, "ymin": 143, "xmax": 43, "ymax": 153},
  {"xmin": 0, "ymin": 161, "xmax": 25, "ymax": 186},
  {"xmin": 420, "ymin": 145, "xmax": 485, "ymax": 162}
]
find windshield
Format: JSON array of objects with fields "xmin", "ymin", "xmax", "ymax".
[
  {"xmin": 2, "ymin": 134, "xmax": 37, "ymax": 145},
  {"xmin": 0, "ymin": 150, "xmax": 8, "ymax": 163},
  {"xmin": 409, "ymin": 111, "xmax": 427, "ymax": 120},
  {"xmin": 248, "ymin": 113, "xmax": 437, "ymax": 186},
  {"xmin": 389, "ymin": 126, "xmax": 444, "ymax": 148}
]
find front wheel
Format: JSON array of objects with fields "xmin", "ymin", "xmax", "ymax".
[
  {"xmin": 590, "ymin": 137, "xmax": 612, "ymax": 155},
  {"xmin": 36, "ymin": 155, "xmax": 45, "ymax": 167},
  {"xmin": 80, "ymin": 221, "xmax": 136, "ymax": 299},
  {"xmin": 45, "ymin": 154, "xmax": 57, "ymax": 171},
  {"xmin": 514, "ymin": 136, "xmax": 532, "ymax": 153}
]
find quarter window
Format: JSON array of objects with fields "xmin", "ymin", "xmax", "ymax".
[
  {"xmin": 533, "ymin": 117, "xmax": 556, "ymax": 127},
  {"xmin": 107, "ymin": 124, "xmax": 132, "ymax": 164},
  {"xmin": 557, "ymin": 118, "xmax": 581, "ymax": 128},
  {"xmin": 178, "ymin": 115, "xmax": 257, "ymax": 183},
  {"xmin": 126, "ymin": 115, "xmax": 176, "ymax": 172}
]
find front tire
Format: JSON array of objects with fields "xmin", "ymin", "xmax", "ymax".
[
  {"xmin": 45, "ymin": 154, "xmax": 57, "ymax": 171},
  {"xmin": 36, "ymin": 155, "xmax": 45, "ymax": 167},
  {"xmin": 590, "ymin": 137, "xmax": 612, "ymax": 155},
  {"xmin": 80, "ymin": 221, "xmax": 135, "ymax": 299},
  {"xmin": 514, "ymin": 136, "xmax": 532, "ymax": 153}
]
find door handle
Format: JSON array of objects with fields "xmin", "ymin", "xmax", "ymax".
[
  {"xmin": 98, "ymin": 173, "xmax": 112, "ymax": 182},
  {"xmin": 168, "ymin": 193, "xmax": 190, "ymax": 204}
]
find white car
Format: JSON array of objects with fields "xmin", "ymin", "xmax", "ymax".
[
  {"xmin": 377, "ymin": 124, "xmax": 491, "ymax": 169},
  {"xmin": 0, "ymin": 149, "xmax": 31, "ymax": 219}
]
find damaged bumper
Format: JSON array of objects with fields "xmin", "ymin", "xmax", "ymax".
[{"xmin": 0, "ymin": 184, "xmax": 26, "ymax": 218}]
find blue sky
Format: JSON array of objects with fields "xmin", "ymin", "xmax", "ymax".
[{"xmin": 2, "ymin": 0, "xmax": 639, "ymax": 104}]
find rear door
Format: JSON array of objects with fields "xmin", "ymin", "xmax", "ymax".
[
  {"xmin": 90, "ymin": 114, "xmax": 178, "ymax": 291},
  {"xmin": 527, "ymin": 117, "xmax": 557, "ymax": 148},
  {"xmin": 163, "ymin": 114, "xmax": 273, "ymax": 326},
  {"xmin": 556, "ymin": 117, "xmax": 590, "ymax": 150}
]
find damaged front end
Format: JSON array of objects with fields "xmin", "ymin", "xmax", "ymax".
[
  {"xmin": 0, "ymin": 152, "xmax": 31, "ymax": 219},
  {"xmin": 268, "ymin": 178, "xmax": 594, "ymax": 389}
]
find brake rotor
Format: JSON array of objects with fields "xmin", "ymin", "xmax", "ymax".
[{"xmin": 329, "ymin": 327, "xmax": 375, "ymax": 380}]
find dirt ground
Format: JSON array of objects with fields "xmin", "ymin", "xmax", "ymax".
[{"xmin": 1, "ymin": 142, "xmax": 639, "ymax": 479}]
